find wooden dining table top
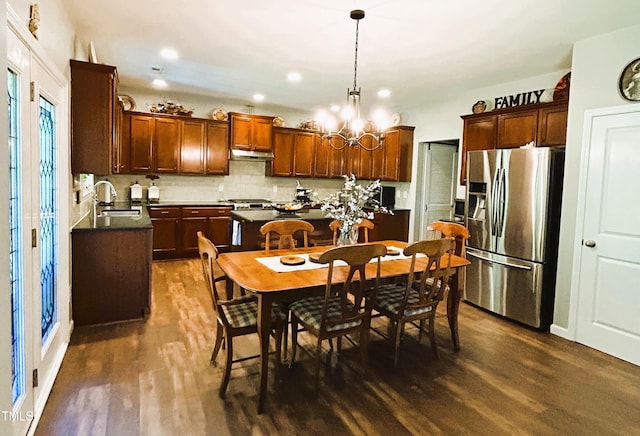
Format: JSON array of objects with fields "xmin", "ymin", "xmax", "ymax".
[{"xmin": 217, "ymin": 240, "xmax": 470, "ymax": 294}]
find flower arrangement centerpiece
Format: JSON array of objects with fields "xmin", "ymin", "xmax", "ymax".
[{"xmin": 320, "ymin": 174, "xmax": 392, "ymax": 245}]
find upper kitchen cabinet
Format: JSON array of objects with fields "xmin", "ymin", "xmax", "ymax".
[
  {"xmin": 179, "ymin": 119, "xmax": 205, "ymax": 174},
  {"xmin": 537, "ymin": 104, "xmax": 568, "ymax": 147},
  {"xmin": 205, "ymin": 121, "xmax": 230, "ymax": 175},
  {"xmin": 270, "ymin": 127, "xmax": 317, "ymax": 177},
  {"xmin": 125, "ymin": 112, "xmax": 179, "ymax": 173},
  {"xmin": 380, "ymin": 126, "xmax": 414, "ymax": 182},
  {"xmin": 122, "ymin": 112, "xmax": 230, "ymax": 175},
  {"xmin": 460, "ymin": 101, "xmax": 568, "ymax": 184},
  {"xmin": 229, "ymin": 112, "xmax": 274, "ymax": 153},
  {"xmin": 70, "ymin": 60, "xmax": 121, "ymax": 175},
  {"xmin": 154, "ymin": 117, "xmax": 180, "ymax": 172}
]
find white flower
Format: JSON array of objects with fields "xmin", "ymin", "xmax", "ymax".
[{"xmin": 319, "ymin": 174, "xmax": 392, "ymax": 228}]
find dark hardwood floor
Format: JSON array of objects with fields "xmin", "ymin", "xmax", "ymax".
[{"xmin": 36, "ymin": 259, "xmax": 640, "ymax": 435}]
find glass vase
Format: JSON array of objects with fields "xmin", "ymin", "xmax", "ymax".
[{"xmin": 338, "ymin": 224, "xmax": 359, "ymax": 246}]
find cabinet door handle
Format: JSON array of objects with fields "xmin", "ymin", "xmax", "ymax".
[{"xmin": 161, "ymin": 211, "xmax": 169, "ymax": 214}]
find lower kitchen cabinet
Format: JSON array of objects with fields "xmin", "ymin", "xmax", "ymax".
[
  {"xmin": 72, "ymin": 228, "xmax": 152, "ymax": 326},
  {"xmin": 149, "ymin": 205, "xmax": 232, "ymax": 260},
  {"xmin": 181, "ymin": 207, "xmax": 232, "ymax": 257},
  {"xmin": 148, "ymin": 206, "xmax": 181, "ymax": 259}
]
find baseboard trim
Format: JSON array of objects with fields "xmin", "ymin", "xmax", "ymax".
[{"xmin": 550, "ymin": 323, "xmax": 574, "ymax": 341}]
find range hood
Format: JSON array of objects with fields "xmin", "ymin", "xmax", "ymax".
[{"xmin": 230, "ymin": 149, "xmax": 274, "ymax": 161}]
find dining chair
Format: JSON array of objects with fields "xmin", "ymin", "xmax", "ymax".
[
  {"xmin": 197, "ymin": 231, "xmax": 286, "ymax": 398},
  {"xmin": 260, "ymin": 219, "xmax": 315, "ymax": 252},
  {"xmin": 427, "ymin": 221, "xmax": 470, "ymax": 257},
  {"xmin": 289, "ymin": 243, "xmax": 388, "ymax": 395},
  {"xmin": 373, "ymin": 238, "xmax": 455, "ymax": 368}
]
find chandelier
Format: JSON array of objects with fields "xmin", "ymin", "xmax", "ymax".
[{"xmin": 317, "ymin": 9, "xmax": 388, "ymax": 151}]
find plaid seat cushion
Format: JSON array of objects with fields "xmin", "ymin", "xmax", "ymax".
[
  {"xmin": 375, "ymin": 284, "xmax": 433, "ymax": 317},
  {"xmin": 289, "ymin": 296, "xmax": 361, "ymax": 332},
  {"xmin": 221, "ymin": 298, "xmax": 287, "ymax": 329}
]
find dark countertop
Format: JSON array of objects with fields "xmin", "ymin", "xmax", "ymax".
[
  {"xmin": 146, "ymin": 200, "xmax": 233, "ymax": 207},
  {"xmin": 231, "ymin": 207, "xmax": 410, "ymax": 223},
  {"xmin": 73, "ymin": 202, "xmax": 153, "ymax": 231},
  {"xmin": 232, "ymin": 208, "xmax": 330, "ymax": 223}
]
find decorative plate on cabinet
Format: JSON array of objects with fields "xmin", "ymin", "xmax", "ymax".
[
  {"xmin": 119, "ymin": 94, "xmax": 136, "ymax": 111},
  {"xmin": 390, "ymin": 112, "xmax": 401, "ymax": 126},
  {"xmin": 273, "ymin": 116, "xmax": 285, "ymax": 127},
  {"xmin": 210, "ymin": 108, "xmax": 228, "ymax": 121}
]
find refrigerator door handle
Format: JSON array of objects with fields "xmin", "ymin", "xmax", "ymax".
[
  {"xmin": 497, "ymin": 168, "xmax": 507, "ymax": 238},
  {"xmin": 467, "ymin": 251, "xmax": 533, "ymax": 270},
  {"xmin": 490, "ymin": 170, "xmax": 499, "ymax": 235}
]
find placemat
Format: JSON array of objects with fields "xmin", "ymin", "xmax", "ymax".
[{"xmin": 256, "ymin": 246, "xmax": 421, "ymax": 273}]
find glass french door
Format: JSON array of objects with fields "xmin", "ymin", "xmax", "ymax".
[{"xmin": 7, "ymin": 22, "xmax": 70, "ymax": 435}]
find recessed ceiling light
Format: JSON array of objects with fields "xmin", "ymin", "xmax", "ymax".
[
  {"xmin": 287, "ymin": 71, "xmax": 302, "ymax": 82},
  {"xmin": 152, "ymin": 78, "xmax": 167, "ymax": 88},
  {"xmin": 377, "ymin": 88, "xmax": 391, "ymax": 98},
  {"xmin": 252, "ymin": 93, "xmax": 265, "ymax": 102},
  {"xmin": 330, "ymin": 104, "xmax": 341, "ymax": 112},
  {"xmin": 160, "ymin": 48, "xmax": 178, "ymax": 60}
]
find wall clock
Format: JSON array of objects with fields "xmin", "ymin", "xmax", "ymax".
[{"xmin": 619, "ymin": 57, "xmax": 640, "ymax": 102}]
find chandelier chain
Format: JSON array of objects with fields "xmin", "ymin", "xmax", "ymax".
[{"xmin": 353, "ymin": 18, "xmax": 359, "ymax": 90}]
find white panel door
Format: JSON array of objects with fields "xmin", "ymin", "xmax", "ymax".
[
  {"xmin": 575, "ymin": 106, "xmax": 640, "ymax": 366},
  {"xmin": 418, "ymin": 142, "xmax": 457, "ymax": 240}
]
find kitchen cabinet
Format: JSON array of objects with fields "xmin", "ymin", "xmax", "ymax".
[
  {"xmin": 148, "ymin": 206, "xmax": 181, "ymax": 259},
  {"xmin": 229, "ymin": 112, "xmax": 274, "ymax": 152},
  {"xmin": 270, "ymin": 127, "xmax": 317, "ymax": 177},
  {"xmin": 70, "ymin": 59, "xmax": 121, "ymax": 175},
  {"xmin": 180, "ymin": 119, "xmax": 205, "ymax": 174},
  {"xmin": 154, "ymin": 117, "xmax": 180, "ymax": 172},
  {"xmin": 149, "ymin": 205, "xmax": 232, "ymax": 259},
  {"xmin": 205, "ymin": 121, "xmax": 230, "ymax": 175},
  {"xmin": 180, "ymin": 207, "xmax": 232, "ymax": 257},
  {"xmin": 127, "ymin": 112, "xmax": 154, "ymax": 172},
  {"xmin": 123, "ymin": 112, "xmax": 230, "ymax": 176},
  {"xmin": 381, "ymin": 126, "xmax": 414, "ymax": 182},
  {"xmin": 537, "ymin": 104, "xmax": 568, "ymax": 146},
  {"xmin": 460, "ymin": 101, "xmax": 568, "ymax": 184},
  {"xmin": 72, "ymin": 228, "xmax": 152, "ymax": 325}
]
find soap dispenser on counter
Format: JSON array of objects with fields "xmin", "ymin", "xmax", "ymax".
[
  {"xmin": 148, "ymin": 182, "xmax": 160, "ymax": 203},
  {"xmin": 130, "ymin": 181, "xmax": 143, "ymax": 203}
]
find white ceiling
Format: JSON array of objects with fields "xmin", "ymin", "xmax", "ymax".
[{"xmin": 61, "ymin": 0, "xmax": 640, "ymax": 113}]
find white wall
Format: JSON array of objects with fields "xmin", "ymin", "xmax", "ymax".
[{"xmin": 553, "ymin": 23, "xmax": 640, "ymax": 332}]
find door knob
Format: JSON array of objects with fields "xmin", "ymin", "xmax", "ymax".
[{"xmin": 584, "ymin": 240, "xmax": 596, "ymax": 248}]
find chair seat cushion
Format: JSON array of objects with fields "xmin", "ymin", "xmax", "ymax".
[
  {"xmin": 375, "ymin": 284, "xmax": 433, "ymax": 317},
  {"xmin": 222, "ymin": 297, "xmax": 286, "ymax": 329},
  {"xmin": 289, "ymin": 296, "xmax": 361, "ymax": 332}
]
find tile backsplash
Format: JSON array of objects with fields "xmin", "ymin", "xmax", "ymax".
[{"xmin": 97, "ymin": 160, "xmax": 409, "ymax": 207}]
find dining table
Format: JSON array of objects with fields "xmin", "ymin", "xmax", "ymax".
[{"xmin": 216, "ymin": 239, "xmax": 470, "ymax": 413}]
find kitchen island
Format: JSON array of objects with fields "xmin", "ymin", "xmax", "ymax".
[
  {"xmin": 231, "ymin": 208, "xmax": 411, "ymax": 251},
  {"xmin": 231, "ymin": 208, "xmax": 333, "ymax": 251},
  {"xmin": 72, "ymin": 203, "xmax": 153, "ymax": 326}
]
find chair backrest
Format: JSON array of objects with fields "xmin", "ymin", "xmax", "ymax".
[
  {"xmin": 260, "ymin": 219, "xmax": 314, "ymax": 252},
  {"xmin": 402, "ymin": 238, "xmax": 455, "ymax": 314},
  {"xmin": 330, "ymin": 218, "xmax": 375, "ymax": 245},
  {"xmin": 317, "ymin": 243, "xmax": 387, "ymax": 333},
  {"xmin": 427, "ymin": 221, "xmax": 470, "ymax": 257},
  {"xmin": 197, "ymin": 231, "xmax": 224, "ymax": 313}
]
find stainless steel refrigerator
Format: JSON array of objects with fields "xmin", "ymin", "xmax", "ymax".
[{"xmin": 464, "ymin": 147, "xmax": 564, "ymax": 328}]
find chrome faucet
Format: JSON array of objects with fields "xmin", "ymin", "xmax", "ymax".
[{"xmin": 92, "ymin": 180, "xmax": 117, "ymax": 220}]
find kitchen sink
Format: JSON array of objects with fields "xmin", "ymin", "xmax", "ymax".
[{"xmin": 99, "ymin": 209, "xmax": 141, "ymax": 217}]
